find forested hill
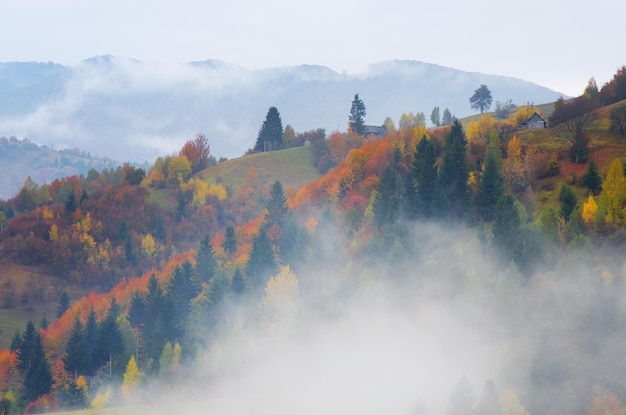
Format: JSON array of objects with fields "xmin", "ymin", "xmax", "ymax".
[
  {"xmin": 1, "ymin": 67, "xmax": 626, "ymax": 415},
  {"xmin": 0, "ymin": 57, "xmax": 565, "ymax": 163},
  {"xmin": 0, "ymin": 136, "xmax": 120, "ymax": 199}
]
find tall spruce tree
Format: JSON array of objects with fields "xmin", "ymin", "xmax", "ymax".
[
  {"xmin": 254, "ymin": 107, "xmax": 283, "ymax": 151},
  {"xmin": 97, "ymin": 298, "xmax": 125, "ymax": 375},
  {"xmin": 348, "ymin": 93, "xmax": 367, "ymax": 135},
  {"xmin": 476, "ymin": 151, "xmax": 504, "ymax": 221},
  {"xmin": 196, "ymin": 234, "xmax": 217, "ymax": 286},
  {"xmin": 438, "ymin": 119, "xmax": 470, "ymax": 221},
  {"xmin": 266, "ymin": 180, "xmax": 289, "ymax": 229},
  {"xmin": 245, "ymin": 227, "xmax": 277, "ymax": 293},
  {"xmin": 222, "ymin": 225, "xmax": 237, "ymax": 255},
  {"xmin": 84, "ymin": 309, "xmax": 99, "ymax": 376},
  {"xmin": 373, "ymin": 161, "xmax": 402, "ymax": 229},
  {"xmin": 558, "ymin": 184, "xmax": 577, "ymax": 222},
  {"xmin": 22, "ymin": 328, "xmax": 53, "ymax": 403},
  {"xmin": 415, "ymin": 135, "xmax": 438, "ymax": 218},
  {"xmin": 581, "ymin": 160, "xmax": 602, "ymax": 195},
  {"xmin": 56, "ymin": 291, "xmax": 70, "ymax": 319},
  {"xmin": 493, "ymin": 193, "xmax": 523, "ymax": 266},
  {"xmin": 63, "ymin": 317, "xmax": 86, "ymax": 379}
]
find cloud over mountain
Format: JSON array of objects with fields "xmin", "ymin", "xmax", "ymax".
[{"xmin": 0, "ymin": 57, "xmax": 565, "ymax": 162}]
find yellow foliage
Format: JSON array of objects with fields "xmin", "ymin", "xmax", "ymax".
[
  {"xmin": 121, "ymin": 356, "xmax": 143, "ymax": 401},
  {"xmin": 49, "ymin": 223, "xmax": 59, "ymax": 241},
  {"xmin": 599, "ymin": 159, "xmax": 626, "ymax": 225},
  {"xmin": 141, "ymin": 233, "xmax": 156, "ymax": 257},
  {"xmin": 502, "ymin": 136, "xmax": 526, "ymax": 195},
  {"xmin": 91, "ymin": 389, "xmax": 111, "ymax": 409},
  {"xmin": 582, "ymin": 195, "xmax": 598, "ymax": 223},
  {"xmin": 76, "ymin": 375, "xmax": 88, "ymax": 395},
  {"xmin": 42, "ymin": 206, "xmax": 54, "ymax": 220},
  {"xmin": 259, "ymin": 265, "xmax": 301, "ymax": 333},
  {"xmin": 506, "ymin": 104, "xmax": 541, "ymax": 127},
  {"xmin": 208, "ymin": 184, "xmax": 228, "ymax": 200},
  {"xmin": 466, "ymin": 115, "xmax": 497, "ymax": 142}
]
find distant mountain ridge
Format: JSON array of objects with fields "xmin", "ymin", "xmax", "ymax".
[{"xmin": 0, "ymin": 56, "xmax": 566, "ymax": 164}]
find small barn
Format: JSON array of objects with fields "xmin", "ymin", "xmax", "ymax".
[{"xmin": 521, "ymin": 112, "xmax": 546, "ymax": 129}]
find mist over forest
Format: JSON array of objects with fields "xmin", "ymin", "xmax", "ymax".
[{"xmin": 1, "ymin": 64, "xmax": 626, "ymax": 415}]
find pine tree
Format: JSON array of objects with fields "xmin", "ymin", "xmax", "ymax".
[
  {"xmin": 222, "ymin": 225, "xmax": 237, "ymax": 255},
  {"xmin": 128, "ymin": 291, "xmax": 146, "ymax": 328},
  {"xmin": 16, "ymin": 321, "xmax": 37, "ymax": 373},
  {"xmin": 231, "ymin": 267, "xmax": 245, "ymax": 296},
  {"xmin": 373, "ymin": 162, "xmax": 401, "ymax": 229},
  {"xmin": 266, "ymin": 180, "xmax": 288, "ymax": 229},
  {"xmin": 10, "ymin": 330, "xmax": 21, "ymax": 352},
  {"xmin": 22, "ymin": 329, "xmax": 53, "ymax": 402},
  {"xmin": 166, "ymin": 263, "xmax": 195, "ymax": 342},
  {"xmin": 348, "ymin": 94, "xmax": 366, "ymax": 135},
  {"xmin": 63, "ymin": 317, "xmax": 86, "ymax": 379},
  {"xmin": 438, "ymin": 120, "xmax": 470, "ymax": 220},
  {"xmin": 476, "ymin": 151, "xmax": 504, "ymax": 221},
  {"xmin": 254, "ymin": 107, "xmax": 283, "ymax": 151},
  {"xmin": 97, "ymin": 298, "xmax": 125, "ymax": 375},
  {"xmin": 581, "ymin": 160, "xmax": 602, "ymax": 195},
  {"xmin": 245, "ymin": 227, "xmax": 277, "ymax": 293},
  {"xmin": 84, "ymin": 309, "xmax": 99, "ymax": 377},
  {"xmin": 493, "ymin": 193, "xmax": 523, "ymax": 266},
  {"xmin": 414, "ymin": 135, "xmax": 438, "ymax": 218},
  {"xmin": 56, "ymin": 291, "xmax": 70, "ymax": 319},
  {"xmin": 558, "ymin": 183, "xmax": 577, "ymax": 222}
]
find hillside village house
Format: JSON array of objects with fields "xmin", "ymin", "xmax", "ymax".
[
  {"xmin": 363, "ymin": 125, "xmax": 387, "ymax": 137},
  {"xmin": 521, "ymin": 112, "xmax": 546, "ymax": 129}
]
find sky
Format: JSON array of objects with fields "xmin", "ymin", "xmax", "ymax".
[{"xmin": 1, "ymin": 0, "xmax": 624, "ymax": 97}]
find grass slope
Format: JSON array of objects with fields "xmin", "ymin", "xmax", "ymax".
[
  {"xmin": 198, "ymin": 146, "xmax": 320, "ymax": 191},
  {"xmin": 0, "ymin": 263, "xmax": 84, "ymax": 349}
]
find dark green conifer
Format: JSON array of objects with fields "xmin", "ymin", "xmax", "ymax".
[
  {"xmin": 222, "ymin": 225, "xmax": 237, "ymax": 255},
  {"xmin": 476, "ymin": 152, "xmax": 504, "ymax": 221},
  {"xmin": 63, "ymin": 317, "xmax": 86, "ymax": 379},
  {"xmin": 56, "ymin": 291, "xmax": 70, "ymax": 319},
  {"xmin": 581, "ymin": 160, "xmax": 602, "ymax": 195},
  {"xmin": 245, "ymin": 227, "xmax": 277, "ymax": 293}
]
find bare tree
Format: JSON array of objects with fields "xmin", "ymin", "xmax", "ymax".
[
  {"xmin": 558, "ymin": 111, "xmax": 597, "ymax": 164},
  {"xmin": 610, "ymin": 105, "xmax": 626, "ymax": 137}
]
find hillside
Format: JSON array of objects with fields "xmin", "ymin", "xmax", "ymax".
[
  {"xmin": 197, "ymin": 146, "xmax": 320, "ymax": 191},
  {"xmin": 0, "ymin": 57, "xmax": 566, "ymax": 164},
  {"xmin": 0, "ymin": 136, "xmax": 120, "ymax": 199},
  {"xmin": 1, "ymin": 68, "xmax": 626, "ymax": 415}
]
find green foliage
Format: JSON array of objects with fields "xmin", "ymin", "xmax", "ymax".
[
  {"xmin": 222, "ymin": 225, "xmax": 237, "ymax": 255},
  {"xmin": 438, "ymin": 120, "xmax": 470, "ymax": 221},
  {"xmin": 266, "ymin": 180, "xmax": 288, "ymax": 228},
  {"xmin": 254, "ymin": 107, "xmax": 284, "ymax": 151},
  {"xmin": 470, "ymin": 84, "xmax": 493, "ymax": 113},
  {"xmin": 581, "ymin": 160, "xmax": 602, "ymax": 195},
  {"xmin": 442, "ymin": 108, "xmax": 453, "ymax": 125},
  {"xmin": 430, "ymin": 106, "xmax": 440, "ymax": 127},
  {"xmin": 63, "ymin": 317, "xmax": 86, "ymax": 379},
  {"xmin": 493, "ymin": 193, "xmax": 522, "ymax": 265},
  {"xmin": 348, "ymin": 94, "xmax": 366, "ymax": 135},
  {"xmin": 16, "ymin": 320, "xmax": 53, "ymax": 402},
  {"xmin": 558, "ymin": 183, "xmax": 577, "ymax": 222},
  {"xmin": 476, "ymin": 151, "xmax": 504, "ymax": 221},
  {"xmin": 245, "ymin": 227, "xmax": 277, "ymax": 294},
  {"xmin": 56, "ymin": 291, "xmax": 70, "ymax": 319},
  {"xmin": 195, "ymin": 235, "xmax": 217, "ymax": 286}
]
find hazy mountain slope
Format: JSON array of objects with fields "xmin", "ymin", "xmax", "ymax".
[
  {"xmin": 0, "ymin": 57, "xmax": 566, "ymax": 164},
  {"xmin": 0, "ymin": 136, "xmax": 119, "ymax": 199}
]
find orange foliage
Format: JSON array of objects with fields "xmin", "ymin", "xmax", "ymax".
[{"xmin": 0, "ymin": 349, "xmax": 17, "ymax": 391}]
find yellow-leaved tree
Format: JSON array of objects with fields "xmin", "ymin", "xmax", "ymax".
[
  {"xmin": 582, "ymin": 194, "xmax": 598, "ymax": 224},
  {"xmin": 500, "ymin": 390, "xmax": 530, "ymax": 415},
  {"xmin": 120, "ymin": 356, "xmax": 143, "ymax": 402},
  {"xmin": 259, "ymin": 265, "xmax": 301, "ymax": 334},
  {"xmin": 502, "ymin": 136, "xmax": 527, "ymax": 195},
  {"xmin": 466, "ymin": 115, "xmax": 497, "ymax": 142},
  {"xmin": 598, "ymin": 159, "xmax": 626, "ymax": 225}
]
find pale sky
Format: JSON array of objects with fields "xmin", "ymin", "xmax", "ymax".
[{"xmin": 1, "ymin": 0, "xmax": 624, "ymax": 97}]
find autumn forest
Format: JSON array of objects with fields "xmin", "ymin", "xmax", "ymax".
[{"xmin": 1, "ymin": 67, "xmax": 626, "ymax": 415}]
